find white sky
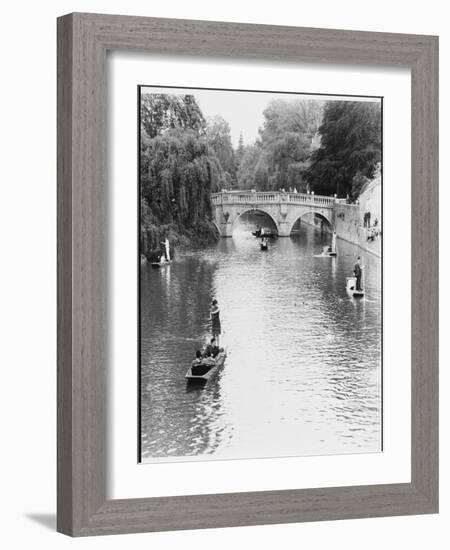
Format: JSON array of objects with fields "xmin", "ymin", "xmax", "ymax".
[{"xmin": 141, "ymin": 86, "xmax": 381, "ymax": 148}]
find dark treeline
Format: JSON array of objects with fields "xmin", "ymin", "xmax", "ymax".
[
  {"xmin": 140, "ymin": 94, "xmax": 232, "ymax": 255},
  {"xmin": 305, "ymin": 101, "xmax": 381, "ymax": 199},
  {"xmin": 140, "ymin": 93, "xmax": 382, "ymax": 255},
  {"xmin": 238, "ymin": 99, "xmax": 381, "ymax": 199}
]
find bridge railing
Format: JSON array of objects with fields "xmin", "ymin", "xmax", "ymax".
[{"xmin": 211, "ymin": 191, "xmax": 336, "ymax": 207}]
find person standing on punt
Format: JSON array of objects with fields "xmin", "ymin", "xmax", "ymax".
[
  {"xmin": 354, "ymin": 256, "xmax": 363, "ymax": 291},
  {"xmin": 162, "ymin": 238, "xmax": 171, "ymax": 261},
  {"xmin": 331, "ymin": 231, "xmax": 337, "ymax": 253},
  {"xmin": 210, "ymin": 299, "xmax": 221, "ymax": 347},
  {"xmin": 159, "ymin": 238, "xmax": 170, "ymax": 263}
]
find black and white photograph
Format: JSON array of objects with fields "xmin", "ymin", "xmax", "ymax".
[
  {"xmin": 2, "ymin": 0, "xmax": 444, "ymax": 544},
  {"xmin": 139, "ymin": 86, "xmax": 382, "ymax": 462}
]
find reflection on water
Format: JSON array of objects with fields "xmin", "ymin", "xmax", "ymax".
[{"xmin": 140, "ymin": 225, "xmax": 382, "ymax": 462}]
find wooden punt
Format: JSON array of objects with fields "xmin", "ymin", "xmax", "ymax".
[
  {"xmin": 151, "ymin": 259, "xmax": 173, "ymax": 268},
  {"xmin": 185, "ymin": 352, "xmax": 226, "ymax": 382},
  {"xmin": 346, "ymin": 276, "xmax": 365, "ymax": 297}
]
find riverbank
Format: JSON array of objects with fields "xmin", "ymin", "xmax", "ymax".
[
  {"xmin": 140, "ymin": 199, "xmax": 219, "ymax": 260},
  {"xmin": 284, "ymin": 212, "xmax": 381, "ymax": 257},
  {"xmin": 334, "ymin": 203, "xmax": 381, "ymax": 258},
  {"xmin": 334, "ymin": 171, "xmax": 382, "ymax": 258}
]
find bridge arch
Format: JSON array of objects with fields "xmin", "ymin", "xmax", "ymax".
[
  {"xmin": 231, "ymin": 208, "xmax": 279, "ymax": 234},
  {"xmin": 211, "ymin": 191, "xmax": 336, "ymax": 237},
  {"xmin": 288, "ymin": 211, "xmax": 334, "ymax": 235}
]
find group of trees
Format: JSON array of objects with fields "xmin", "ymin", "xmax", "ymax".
[
  {"xmin": 236, "ymin": 98, "xmax": 381, "ymax": 199},
  {"xmin": 237, "ymin": 99, "xmax": 323, "ymax": 191},
  {"xmin": 305, "ymin": 101, "xmax": 381, "ymax": 198},
  {"xmin": 140, "ymin": 92, "xmax": 382, "ymax": 253},
  {"xmin": 140, "ymin": 94, "xmax": 233, "ymax": 253}
]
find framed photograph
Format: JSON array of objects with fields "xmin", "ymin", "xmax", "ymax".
[
  {"xmin": 138, "ymin": 86, "xmax": 384, "ymax": 463},
  {"xmin": 57, "ymin": 13, "xmax": 438, "ymax": 536}
]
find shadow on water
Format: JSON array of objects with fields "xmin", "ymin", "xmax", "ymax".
[{"xmin": 185, "ymin": 380, "xmax": 207, "ymax": 393}]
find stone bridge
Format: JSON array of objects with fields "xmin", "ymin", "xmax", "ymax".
[{"xmin": 211, "ymin": 191, "xmax": 338, "ymax": 237}]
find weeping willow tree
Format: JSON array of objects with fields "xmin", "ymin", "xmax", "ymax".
[
  {"xmin": 237, "ymin": 99, "xmax": 324, "ymax": 191},
  {"xmin": 140, "ymin": 93, "xmax": 228, "ymax": 255}
]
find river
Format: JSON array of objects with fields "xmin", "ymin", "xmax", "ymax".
[{"xmin": 140, "ymin": 222, "xmax": 382, "ymax": 462}]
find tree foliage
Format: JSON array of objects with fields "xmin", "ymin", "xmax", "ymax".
[
  {"xmin": 237, "ymin": 99, "xmax": 323, "ymax": 191},
  {"xmin": 237, "ymin": 143, "xmax": 262, "ymax": 189},
  {"xmin": 305, "ymin": 101, "xmax": 381, "ymax": 198},
  {"xmin": 235, "ymin": 132, "xmax": 245, "ymax": 170},
  {"xmin": 140, "ymin": 94, "xmax": 227, "ymax": 254},
  {"xmin": 141, "ymin": 93, "xmax": 206, "ymax": 138},
  {"xmin": 205, "ymin": 116, "xmax": 236, "ymax": 185},
  {"xmin": 140, "ymin": 93, "xmax": 206, "ymax": 138}
]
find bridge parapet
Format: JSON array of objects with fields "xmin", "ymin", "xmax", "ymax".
[{"xmin": 211, "ymin": 191, "xmax": 336, "ymax": 208}]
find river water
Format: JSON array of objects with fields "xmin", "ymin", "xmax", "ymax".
[{"xmin": 140, "ymin": 223, "xmax": 382, "ymax": 462}]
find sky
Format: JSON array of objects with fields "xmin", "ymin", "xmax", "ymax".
[{"xmin": 141, "ymin": 86, "xmax": 381, "ymax": 148}]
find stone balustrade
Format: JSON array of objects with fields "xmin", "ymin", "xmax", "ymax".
[{"xmin": 211, "ymin": 191, "xmax": 336, "ymax": 207}]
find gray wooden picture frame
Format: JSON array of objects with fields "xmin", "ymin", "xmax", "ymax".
[{"xmin": 57, "ymin": 12, "xmax": 438, "ymax": 537}]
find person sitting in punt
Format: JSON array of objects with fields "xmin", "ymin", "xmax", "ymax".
[
  {"xmin": 203, "ymin": 339, "xmax": 212, "ymax": 357},
  {"xmin": 202, "ymin": 350, "xmax": 216, "ymax": 367},
  {"xmin": 191, "ymin": 350, "xmax": 203, "ymax": 368},
  {"xmin": 204, "ymin": 337, "xmax": 220, "ymax": 358},
  {"xmin": 212, "ymin": 344, "xmax": 220, "ymax": 358}
]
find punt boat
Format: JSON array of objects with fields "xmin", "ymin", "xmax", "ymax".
[
  {"xmin": 314, "ymin": 246, "xmax": 336, "ymax": 257},
  {"xmin": 346, "ymin": 276, "xmax": 364, "ymax": 298},
  {"xmin": 185, "ymin": 352, "xmax": 227, "ymax": 382},
  {"xmin": 252, "ymin": 230, "xmax": 277, "ymax": 239},
  {"xmin": 151, "ymin": 258, "xmax": 173, "ymax": 268}
]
